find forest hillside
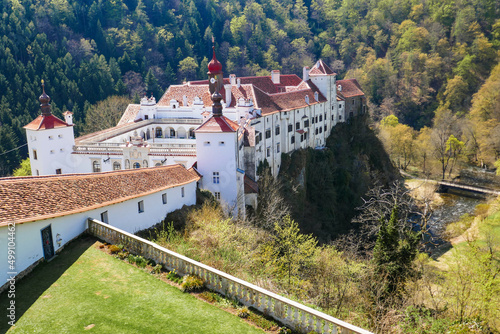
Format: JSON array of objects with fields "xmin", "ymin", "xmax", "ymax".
[{"xmin": 0, "ymin": 0, "xmax": 498, "ymax": 176}]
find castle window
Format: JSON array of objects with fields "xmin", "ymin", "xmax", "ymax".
[
  {"xmin": 60, "ymin": 148, "xmax": 64, "ymax": 152},
  {"xmin": 100, "ymin": 211, "xmax": 109, "ymax": 223},
  {"xmin": 339, "ymin": 115, "xmax": 342, "ymax": 120},
  {"xmin": 332, "ymin": 106, "xmax": 334, "ymax": 110},
  {"xmin": 181, "ymin": 187, "xmax": 185, "ymax": 197},
  {"xmin": 315, "ymin": 116, "xmax": 318, "ymax": 123},
  {"xmin": 113, "ymin": 162, "xmax": 121, "ymax": 170},
  {"xmin": 312, "ymin": 117, "xmax": 315, "ymax": 124},
  {"xmin": 138, "ymin": 201, "xmax": 144, "ymax": 213},
  {"xmin": 315, "ymin": 128, "xmax": 318, "ymax": 135},
  {"xmin": 219, "ymin": 141, "xmax": 225, "ymax": 146},
  {"xmin": 288, "ymin": 124, "xmax": 292, "ymax": 132},
  {"xmin": 332, "ymin": 115, "xmax": 334, "ymax": 121},
  {"xmin": 275, "ymin": 126, "xmax": 280, "ymax": 136},
  {"xmin": 277, "ymin": 143, "xmax": 280, "ymax": 153},
  {"xmin": 319, "ymin": 115, "xmax": 323, "ymax": 122},
  {"xmin": 170, "ymin": 128, "xmax": 176, "ymax": 137},
  {"xmin": 300, "ymin": 134, "xmax": 304, "ymax": 142},
  {"xmin": 92, "ymin": 160, "xmax": 101, "ymax": 173},
  {"xmin": 296, "ymin": 122, "xmax": 300, "ymax": 130},
  {"xmin": 291, "ymin": 136, "xmax": 295, "ymax": 144},
  {"xmin": 320, "ymin": 127, "xmax": 323, "ymax": 133},
  {"xmin": 48, "ymin": 135, "xmax": 53, "ymax": 140},
  {"xmin": 204, "ymin": 141, "xmax": 211, "ymax": 146},
  {"xmin": 144, "ymin": 115, "xmax": 149, "ymax": 120},
  {"xmin": 56, "ymin": 169, "xmax": 62, "ymax": 174},
  {"xmin": 58, "ymin": 134, "xmax": 62, "ymax": 138},
  {"xmin": 133, "ymin": 162, "xmax": 140, "ymax": 169},
  {"xmin": 50, "ymin": 150, "xmax": 54, "ymax": 154},
  {"xmin": 162, "ymin": 193, "xmax": 167, "ymax": 204},
  {"xmin": 213, "ymin": 172, "xmax": 220, "ymax": 184},
  {"xmin": 266, "ymin": 147, "xmax": 271, "ymax": 157},
  {"xmin": 155, "ymin": 127, "xmax": 163, "ymax": 138},
  {"xmin": 324, "ymin": 125, "xmax": 327, "ymax": 132},
  {"xmin": 214, "ymin": 192, "xmax": 221, "ymax": 200},
  {"xmin": 33, "ymin": 149, "xmax": 37, "ymax": 160},
  {"xmin": 265, "ymin": 129, "xmax": 271, "ymax": 139},
  {"xmin": 304, "ymin": 120, "xmax": 309, "ymax": 128}
]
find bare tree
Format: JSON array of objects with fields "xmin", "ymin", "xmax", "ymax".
[{"xmin": 253, "ymin": 168, "xmax": 290, "ymax": 230}]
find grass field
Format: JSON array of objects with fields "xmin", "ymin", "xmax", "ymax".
[{"xmin": 0, "ymin": 236, "xmax": 264, "ymax": 334}]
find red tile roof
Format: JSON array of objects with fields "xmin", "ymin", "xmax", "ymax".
[
  {"xmin": 0, "ymin": 165, "xmax": 200, "ymax": 226},
  {"xmin": 244, "ymin": 175, "xmax": 258, "ymax": 194},
  {"xmin": 337, "ymin": 79, "xmax": 365, "ymax": 98},
  {"xmin": 24, "ymin": 114, "xmax": 70, "ymax": 131},
  {"xmin": 117, "ymin": 104, "xmax": 141, "ymax": 125},
  {"xmin": 309, "ymin": 59, "xmax": 335, "ymax": 76},
  {"xmin": 196, "ymin": 116, "xmax": 239, "ymax": 133}
]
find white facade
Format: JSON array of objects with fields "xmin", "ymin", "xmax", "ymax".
[
  {"xmin": 26, "ymin": 125, "xmax": 75, "ymax": 176},
  {"xmin": 0, "ymin": 179, "xmax": 197, "ymax": 287}
]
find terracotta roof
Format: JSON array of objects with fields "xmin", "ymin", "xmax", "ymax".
[
  {"xmin": 337, "ymin": 79, "xmax": 365, "ymax": 98},
  {"xmin": 24, "ymin": 114, "xmax": 70, "ymax": 131},
  {"xmin": 159, "ymin": 72, "xmax": 327, "ymax": 116},
  {"xmin": 244, "ymin": 175, "xmax": 258, "ymax": 194},
  {"xmin": 196, "ymin": 116, "xmax": 239, "ymax": 133},
  {"xmin": 309, "ymin": 59, "xmax": 335, "ymax": 76},
  {"xmin": 0, "ymin": 165, "xmax": 200, "ymax": 226},
  {"xmin": 117, "ymin": 104, "xmax": 141, "ymax": 125}
]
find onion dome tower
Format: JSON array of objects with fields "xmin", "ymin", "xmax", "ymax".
[{"xmin": 207, "ymin": 39, "xmax": 224, "ymax": 117}]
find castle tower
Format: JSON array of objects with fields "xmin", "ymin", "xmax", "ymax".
[
  {"xmin": 24, "ymin": 81, "xmax": 76, "ymax": 176},
  {"xmin": 195, "ymin": 45, "xmax": 245, "ymax": 216},
  {"xmin": 308, "ymin": 59, "xmax": 338, "ymax": 126}
]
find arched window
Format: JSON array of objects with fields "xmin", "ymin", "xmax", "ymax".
[
  {"xmin": 133, "ymin": 162, "xmax": 141, "ymax": 169},
  {"xmin": 189, "ymin": 128, "xmax": 195, "ymax": 138},
  {"xmin": 143, "ymin": 160, "xmax": 148, "ymax": 168},
  {"xmin": 113, "ymin": 161, "xmax": 121, "ymax": 170},
  {"xmin": 170, "ymin": 128, "xmax": 176, "ymax": 138},
  {"xmin": 92, "ymin": 160, "xmax": 101, "ymax": 173},
  {"xmin": 125, "ymin": 159, "xmax": 130, "ymax": 169},
  {"xmin": 155, "ymin": 127, "xmax": 163, "ymax": 138},
  {"xmin": 155, "ymin": 163, "xmax": 161, "ymax": 167},
  {"xmin": 146, "ymin": 129, "xmax": 151, "ymax": 140}
]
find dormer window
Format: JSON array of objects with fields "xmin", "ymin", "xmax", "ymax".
[{"xmin": 305, "ymin": 96, "xmax": 310, "ymax": 104}]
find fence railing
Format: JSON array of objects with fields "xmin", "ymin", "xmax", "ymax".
[{"xmin": 87, "ymin": 219, "xmax": 372, "ymax": 334}]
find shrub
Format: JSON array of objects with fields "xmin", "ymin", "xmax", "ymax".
[
  {"xmin": 237, "ymin": 307, "xmax": 249, "ymax": 318},
  {"xmin": 152, "ymin": 264, "xmax": 162, "ymax": 274},
  {"xmin": 166, "ymin": 269, "xmax": 183, "ymax": 284},
  {"xmin": 117, "ymin": 251, "xmax": 129, "ymax": 259},
  {"xmin": 134, "ymin": 256, "xmax": 149, "ymax": 268},
  {"xmin": 109, "ymin": 245, "xmax": 121, "ymax": 254},
  {"xmin": 278, "ymin": 327, "xmax": 292, "ymax": 334},
  {"xmin": 247, "ymin": 311, "xmax": 279, "ymax": 331},
  {"xmin": 181, "ymin": 275, "xmax": 204, "ymax": 292},
  {"xmin": 199, "ymin": 291, "xmax": 219, "ymax": 303}
]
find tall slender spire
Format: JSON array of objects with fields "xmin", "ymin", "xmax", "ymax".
[{"xmin": 39, "ymin": 79, "xmax": 52, "ymax": 116}]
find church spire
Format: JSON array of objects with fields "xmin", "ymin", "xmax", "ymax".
[{"xmin": 39, "ymin": 80, "xmax": 52, "ymax": 116}]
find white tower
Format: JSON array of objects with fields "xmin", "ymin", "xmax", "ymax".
[
  {"xmin": 24, "ymin": 81, "xmax": 76, "ymax": 176},
  {"xmin": 195, "ymin": 46, "xmax": 245, "ymax": 216}
]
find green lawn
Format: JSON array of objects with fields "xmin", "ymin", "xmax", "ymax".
[{"xmin": 0, "ymin": 236, "xmax": 264, "ymax": 334}]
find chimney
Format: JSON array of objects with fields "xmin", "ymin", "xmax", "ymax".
[
  {"xmin": 230, "ymin": 74, "xmax": 237, "ymax": 85},
  {"xmin": 237, "ymin": 78, "xmax": 241, "ymax": 88},
  {"xmin": 182, "ymin": 95, "xmax": 187, "ymax": 106},
  {"xmin": 224, "ymin": 84, "xmax": 232, "ymax": 107},
  {"xmin": 63, "ymin": 111, "xmax": 73, "ymax": 125},
  {"xmin": 271, "ymin": 70, "xmax": 280, "ymax": 84},
  {"xmin": 303, "ymin": 66, "xmax": 310, "ymax": 81}
]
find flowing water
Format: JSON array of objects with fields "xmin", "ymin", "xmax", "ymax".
[{"xmin": 428, "ymin": 193, "xmax": 483, "ymax": 234}]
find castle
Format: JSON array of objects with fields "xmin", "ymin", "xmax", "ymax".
[{"xmin": 24, "ymin": 50, "xmax": 365, "ymax": 216}]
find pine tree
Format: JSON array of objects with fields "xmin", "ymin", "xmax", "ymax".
[{"xmin": 372, "ymin": 206, "xmax": 420, "ymax": 299}]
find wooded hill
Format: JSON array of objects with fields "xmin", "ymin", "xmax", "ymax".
[{"xmin": 0, "ymin": 0, "xmax": 498, "ymax": 175}]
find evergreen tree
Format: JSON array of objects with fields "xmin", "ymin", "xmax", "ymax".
[{"xmin": 372, "ymin": 206, "xmax": 420, "ymax": 299}]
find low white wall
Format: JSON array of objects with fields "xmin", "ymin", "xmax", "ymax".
[{"xmin": 0, "ymin": 180, "xmax": 197, "ymax": 286}]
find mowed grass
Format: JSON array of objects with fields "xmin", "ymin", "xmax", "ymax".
[{"xmin": 0, "ymin": 236, "xmax": 264, "ymax": 334}]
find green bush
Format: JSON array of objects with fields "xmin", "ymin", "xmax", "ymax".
[
  {"xmin": 247, "ymin": 311, "xmax": 279, "ymax": 331},
  {"xmin": 278, "ymin": 327, "xmax": 292, "ymax": 334},
  {"xmin": 237, "ymin": 306, "xmax": 249, "ymax": 318},
  {"xmin": 166, "ymin": 269, "xmax": 183, "ymax": 284},
  {"xmin": 152, "ymin": 264, "xmax": 162, "ymax": 274},
  {"xmin": 181, "ymin": 275, "xmax": 204, "ymax": 292},
  {"xmin": 117, "ymin": 251, "xmax": 129, "ymax": 259}
]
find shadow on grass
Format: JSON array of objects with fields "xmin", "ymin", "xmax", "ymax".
[{"xmin": 0, "ymin": 235, "xmax": 96, "ymax": 333}]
